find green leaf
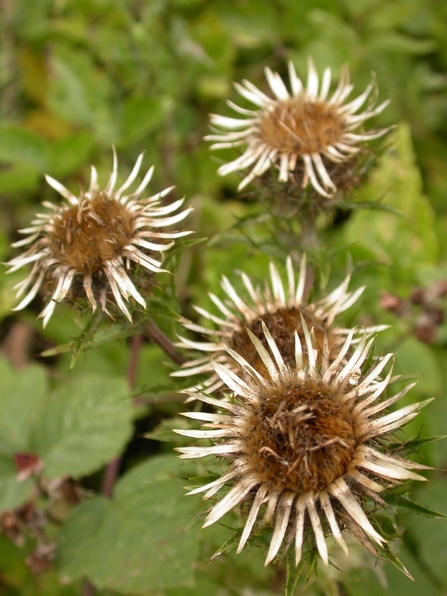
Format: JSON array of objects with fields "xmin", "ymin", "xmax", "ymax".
[
  {"xmin": 165, "ymin": 575, "xmax": 221, "ymax": 596},
  {"xmin": 401, "ymin": 478, "xmax": 447, "ymax": 587},
  {"xmin": 379, "ymin": 543, "xmax": 414, "ymax": 581},
  {"xmin": 388, "ymin": 434, "xmax": 447, "ymax": 458},
  {"xmin": 46, "ymin": 132, "xmax": 95, "ymax": 177},
  {"xmin": 0, "ymin": 359, "xmax": 48, "ymax": 512},
  {"xmin": 0, "ymin": 124, "xmax": 49, "ymax": 169},
  {"xmin": 285, "ymin": 549, "xmax": 303, "ymax": 596},
  {"xmin": 394, "ymin": 337, "xmax": 443, "ymax": 397},
  {"xmin": 48, "ymin": 45, "xmax": 117, "ymax": 142},
  {"xmin": 0, "ymin": 534, "xmax": 81, "ymax": 596},
  {"xmin": 57, "ymin": 455, "xmax": 201, "ymax": 593},
  {"xmin": 145, "ymin": 416, "xmax": 192, "ymax": 443},
  {"xmin": 41, "ymin": 312, "xmax": 133, "ymax": 363},
  {"xmin": 49, "ymin": 50, "xmax": 96, "ymax": 126},
  {"xmin": 29, "ymin": 375, "xmax": 133, "ymax": 478},
  {"xmin": 214, "ymin": 0, "xmax": 281, "ymax": 48},
  {"xmin": 121, "ymin": 96, "xmax": 171, "ymax": 145},
  {"xmin": 343, "ymin": 124, "xmax": 439, "ymax": 283},
  {"xmin": 0, "ymin": 455, "xmax": 34, "ymax": 513},
  {"xmin": 368, "ymin": 33, "xmax": 435, "ymax": 55},
  {"xmin": 0, "ymin": 359, "xmax": 48, "ymax": 453},
  {"xmin": 0, "ymin": 163, "xmax": 40, "ymax": 192},
  {"xmin": 385, "ymin": 493, "xmax": 447, "ymax": 519}
]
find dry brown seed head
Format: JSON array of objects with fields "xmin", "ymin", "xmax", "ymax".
[
  {"xmin": 254, "ymin": 148, "xmax": 377, "ymax": 217},
  {"xmin": 260, "ymin": 99, "xmax": 344, "ymax": 155},
  {"xmin": 49, "ymin": 192, "xmax": 134, "ymax": 275},
  {"xmin": 229, "ymin": 307, "xmax": 339, "ymax": 376},
  {"xmin": 243, "ymin": 378, "xmax": 357, "ymax": 493}
]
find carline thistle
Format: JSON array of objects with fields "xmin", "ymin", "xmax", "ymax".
[
  {"xmin": 7, "ymin": 150, "xmax": 192, "ymax": 325},
  {"xmin": 176, "ymin": 320, "xmax": 431, "ymax": 568}
]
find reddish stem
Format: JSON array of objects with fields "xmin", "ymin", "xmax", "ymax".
[
  {"xmin": 101, "ymin": 334, "xmax": 144, "ymax": 498},
  {"xmin": 82, "ymin": 580, "xmax": 96, "ymax": 596},
  {"xmin": 145, "ymin": 319, "xmax": 185, "ymax": 365}
]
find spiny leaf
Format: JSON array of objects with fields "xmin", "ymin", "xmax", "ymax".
[
  {"xmin": 389, "ymin": 434, "xmax": 447, "ymax": 458},
  {"xmin": 378, "ymin": 543, "xmax": 414, "ymax": 581},
  {"xmin": 385, "ymin": 493, "xmax": 447, "ymax": 519}
]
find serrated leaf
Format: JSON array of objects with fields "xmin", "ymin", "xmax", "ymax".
[
  {"xmin": 29, "ymin": 375, "xmax": 133, "ymax": 478},
  {"xmin": 57, "ymin": 455, "xmax": 200, "ymax": 593}
]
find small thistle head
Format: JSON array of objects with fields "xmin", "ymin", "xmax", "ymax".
[
  {"xmin": 176, "ymin": 323, "xmax": 431, "ymax": 568},
  {"xmin": 6, "ymin": 150, "xmax": 192, "ymax": 326},
  {"xmin": 173, "ymin": 255, "xmax": 380, "ymax": 391},
  {"xmin": 206, "ymin": 58, "xmax": 392, "ymax": 202}
]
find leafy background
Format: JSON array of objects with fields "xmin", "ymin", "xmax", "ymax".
[{"xmin": 1, "ymin": 0, "xmax": 447, "ymax": 594}]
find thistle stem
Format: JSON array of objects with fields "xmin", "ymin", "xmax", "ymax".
[
  {"xmin": 300, "ymin": 211, "xmax": 319, "ymax": 251},
  {"xmin": 101, "ymin": 457, "xmax": 120, "ymax": 499},
  {"xmin": 82, "ymin": 580, "xmax": 96, "ymax": 596},
  {"xmin": 101, "ymin": 333, "xmax": 144, "ymax": 498},
  {"xmin": 145, "ymin": 318, "xmax": 185, "ymax": 365},
  {"xmin": 127, "ymin": 333, "xmax": 145, "ymax": 388}
]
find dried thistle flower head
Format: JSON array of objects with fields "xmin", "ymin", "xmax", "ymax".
[
  {"xmin": 176, "ymin": 323, "xmax": 431, "ymax": 567},
  {"xmin": 174, "ymin": 255, "xmax": 383, "ymax": 391},
  {"xmin": 206, "ymin": 58, "xmax": 392, "ymax": 198},
  {"xmin": 7, "ymin": 151, "xmax": 192, "ymax": 326}
]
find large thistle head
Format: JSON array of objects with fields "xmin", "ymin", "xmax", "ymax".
[
  {"xmin": 174, "ymin": 255, "xmax": 383, "ymax": 391},
  {"xmin": 176, "ymin": 323, "xmax": 431, "ymax": 568},
  {"xmin": 7, "ymin": 150, "xmax": 192, "ymax": 326},
  {"xmin": 206, "ymin": 58, "xmax": 391, "ymax": 201}
]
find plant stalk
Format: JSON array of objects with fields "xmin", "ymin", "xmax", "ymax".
[
  {"xmin": 101, "ymin": 333, "xmax": 144, "ymax": 498},
  {"xmin": 145, "ymin": 318, "xmax": 185, "ymax": 365}
]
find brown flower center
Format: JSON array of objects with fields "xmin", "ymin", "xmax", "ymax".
[
  {"xmin": 229, "ymin": 307, "xmax": 339, "ymax": 377},
  {"xmin": 244, "ymin": 379, "xmax": 357, "ymax": 492},
  {"xmin": 50, "ymin": 192, "xmax": 134, "ymax": 274},
  {"xmin": 260, "ymin": 98, "xmax": 344, "ymax": 156}
]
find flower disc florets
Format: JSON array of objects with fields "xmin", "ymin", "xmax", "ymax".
[
  {"xmin": 247, "ymin": 377, "xmax": 357, "ymax": 493},
  {"xmin": 174, "ymin": 255, "xmax": 382, "ymax": 390},
  {"xmin": 7, "ymin": 150, "xmax": 192, "ymax": 326},
  {"xmin": 206, "ymin": 58, "xmax": 392, "ymax": 198},
  {"xmin": 176, "ymin": 323, "xmax": 431, "ymax": 567}
]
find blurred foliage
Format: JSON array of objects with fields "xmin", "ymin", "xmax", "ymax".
[{"xmin": 1, "ymin": 0, "xmax": 447, "ymax": 595}]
